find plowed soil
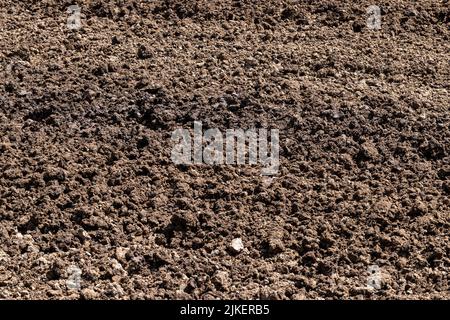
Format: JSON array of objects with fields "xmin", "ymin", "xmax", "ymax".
[{"xmin": 0, "ymin": 0, "xmax": 449, "ymax": 299}]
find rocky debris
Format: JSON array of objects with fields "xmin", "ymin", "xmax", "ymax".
[{"xmin": 229, "ymin": 238, "xmax": 244, "ymax": 254}]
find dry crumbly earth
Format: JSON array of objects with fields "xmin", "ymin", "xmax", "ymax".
[{"xmin": 0, "ymin": 0, "xmax": 449, "ymax": 300}]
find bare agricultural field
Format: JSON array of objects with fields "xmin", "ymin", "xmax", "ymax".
[{"xmin": 0, "ymin": 0, "xmax": 448, "ymax": 300}]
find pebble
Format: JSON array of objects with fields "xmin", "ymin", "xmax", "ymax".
[
  {"xmin": 229, "ymin": 238, "xmax": 244, "ymax": 253},
  {"xmin": 78, "ymin": 229, "xmax": 91, "ymax": 240}
]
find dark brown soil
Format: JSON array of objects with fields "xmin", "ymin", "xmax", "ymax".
[{"xmin": 0, "ymin": 0, "xmax": 449, "ymax": 299}]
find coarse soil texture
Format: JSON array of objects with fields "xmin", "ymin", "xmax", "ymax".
[{"xmin": 0, "ymin": 0, "xmax": 449, "ymax": 299}]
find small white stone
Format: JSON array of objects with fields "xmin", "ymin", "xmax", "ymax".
[
  {"xmin": 230, "ymin": 238, "xmax": 244, "ymax": 253},
  {"xmin": 78, "ymin": 229, "xmax": 91, "ymax": 240}
]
